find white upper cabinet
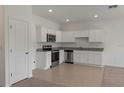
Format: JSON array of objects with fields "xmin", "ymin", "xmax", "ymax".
[
  {"xmin": 89, "ymin": 30, "xmax": 105, "ymax": 42},
  {"xmin": 36, "ymin": 26, "xmax": 104, "ymax": 43},
  {"xmin": 36, "ymin": 26, "xmax": 47, "ymax": 42},
  {"xmin": 62, "ymin": 31, "xmax": 75, "ymax": 42},
  {"xmin": 74, "ymin": 29, "xmax": 105, "ymax": 42},
  {"xmin": 47, "ymin": 29, "xmax": 55, "ymax": 35},
  {"xmin": 56, "ymin": 30, "xmax": 62, "ymax": 42},
  {"xmin": 36, "ymin": 26, "xmax": 58, "ymax": 42},
  {"xmin": 75, "ymin": 31, "xmax": 89, "ymax": 38}
]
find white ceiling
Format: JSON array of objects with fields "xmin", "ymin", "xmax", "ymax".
[{"xmin": 32, "ymin": 5, "xmax": 124, "ymax": 24}]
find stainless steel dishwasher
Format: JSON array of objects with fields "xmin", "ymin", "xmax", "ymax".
[{"xmin": 64, "ymin": 50, "xmax": 73, "ymax": 64}]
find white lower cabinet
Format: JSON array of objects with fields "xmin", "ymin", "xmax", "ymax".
[
  {"xmin": 88, "ymin": 52, "xmax": 102, "ymax": 65},
  {"xmin": 74, "ymin": 51, "xmax": 88, "ymax": 64},
  {"xmin": 74, "ymin": 50, "xmax": 102, "ymax": 65},
  {"xmin": 59, "ymin": 50, "xmax": 64, "ymax": 64},
  {"xmin": 36, "ymin": 50, "xmax": 102, "ymax": 70},
  {"xmin": 73, "ymin": 51, "xmax": 80, "ymax": 63},
  {"xmin": 36, "ymin": 51, "xmax": 51, "ymax": 70}
]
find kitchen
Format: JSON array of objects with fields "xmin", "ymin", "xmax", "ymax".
[
  {"xmin": 36, "ymin": 26, "xmax": 104, "ymax": 70},
  {"xmin": 33, "ymin": 5, "xmax": 105, "ymax": 69},
  {"xmin": 30, "ymin": 5, "xmax": 124, "ymax": 86},
  {"xmin": 1, "ymin": 5, "xmax": 124, "ymax": 87}
]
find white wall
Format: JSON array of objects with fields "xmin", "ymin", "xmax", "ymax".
[
  {"xmin": 4, "ymin": 5, "xmax": 33, "ymax": 86},
  {"xmin": 32, "ymin": 14, "xmax": 61, "ymax": 69},
  {"xmin": 61, "ymin": 19, "xmax": 124, "ymax": 67},
  {"xmin": 96, "ymin": 19, "xmax": 124, "ymax": 67},
  {"xmin": 0, "ymin": 6, "xmax": 5, "ymax": 87},
  {"xmin": 61, "ymin": 21, "xmax": 98, "ymax": 31},
  {"xmin": 33, "ymin": 14, "xmax": 60, "ymax": 30}
]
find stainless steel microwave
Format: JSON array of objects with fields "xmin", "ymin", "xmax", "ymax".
[{"xmin": 47, "ymin": 34, "xmax": 56, "ymax": 42}]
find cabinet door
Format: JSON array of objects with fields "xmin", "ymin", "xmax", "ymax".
[
  {"xmin": 45, "ymin": 51, "xmax": 51, "ymax": 69},
  {"xmin": 74, "ymin": 51, "xmax": 81, "ymax": 63},
  {"xmin": 36, "ymin": 52, "xmax": 46, "ymax": 69},
  {"xmin": 59, "ymin": 50, "xmax": 64, "ymax": 64},
  {"xmin": 56, "ymin": 31, "xmax": 62, "ymax": 42},
  {"xmin": 36, "ymin": 51, "xmax": 51, "ymax": 70},
  {"xmin": 36, "ymin": 25, "xmax": 42, "ymax": 42},
  {"xmin": 89, "ymin": 30, "xmax": 96, "ymax": 42},
  {"xmin": 88, "ymin": 52, "xmax": 102, "ymax": 65},
  {"xmin": 62, "ymin": 31, "xmax": 75, "ymax": 42},
  {"xmin": 41, "ymin": 27, "xmax": 47, "ymax": 42},
  {"xmin": 74, "ymin": 51, "xmax": 89, "ymax": 64},
  {"xmin": 88, "ymin": 52, "xmax": 95, "ymax": 65},
  {"xmin": 75, "ymin": 31, "xmax": 89, "ymax": 38},
  {"xmin": 36, "ymin": 26, "xmax": 47, "ymax": 42},
  {"xmin": 74, "ymin": 51, "xmax": 102, "ymax": 65},
  {"xmin": 89, "ymin": 30, "xmax": 104, "ymax": 42},
  {"xmin": 94, "ymin": 53, "xmax": 102, "ymax": 65},
  {"xmin": 80, "ymin": 51, "xmax": 89, "ymax": 64}
]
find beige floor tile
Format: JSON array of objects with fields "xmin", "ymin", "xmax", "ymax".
[
  {"xmin": 33, "ymin": 63, "xmax": 104, "ymax": 87},
  {"xmin": 12, "ymin": 63, "xmax": 124, "ymax": 87}
]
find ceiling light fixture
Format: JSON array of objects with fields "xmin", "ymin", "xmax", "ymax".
[
  {"xmin": 66, "ymin": 18, "xmax": 70, "ymax": 22},
  {"xmin": 48, "ymin": 9, "xmax": 53, "ymax": 13},
  {"xmin": 94, "ymin": 14, "xmax": 99, "ymax": 18}
]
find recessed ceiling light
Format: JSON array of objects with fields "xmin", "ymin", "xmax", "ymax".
[
  {"xmin": 66, "ymin": 18, "xmax": 70, "ymax": 22},
  {"xmin": 48, "ymin": 9, "xmax": 53, "ymax": 13},
  {"xmin": 94, "ymin": 14, "xmax": 99, "ymax": 18}
]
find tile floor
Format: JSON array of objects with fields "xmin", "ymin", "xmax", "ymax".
[{"xmin": 12, "ymin": 63, "xmax": 124, "ymax": 87}]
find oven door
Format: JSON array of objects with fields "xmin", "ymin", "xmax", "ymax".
[
  {"xmin": 52, "ymin": 50, "xmax": 59, "ymax": 62},
  {"xmin": 51, "ymin": 50, "xmax": 59, "ymax": 67}
]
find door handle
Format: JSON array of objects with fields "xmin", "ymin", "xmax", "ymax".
[{"xmin": 25, "ymin": 52, "xmax": 29, "ymax": 54}]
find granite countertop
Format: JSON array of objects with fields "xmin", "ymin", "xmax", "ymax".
[
  {"xmin": 59, "ymin": 47, "xmax": 104, "ymax": 51},
  {"xmin": 36, "ymin": 47, "xmax": 104, "ymax": 52},
  {"xmin": 36, "ymin": 48, "xmax": 51, "ymax": 52}
]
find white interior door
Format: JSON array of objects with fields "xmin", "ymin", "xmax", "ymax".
[{"xmin": 9, "ymin": 18, "xmax": 29, "ymax": 85}]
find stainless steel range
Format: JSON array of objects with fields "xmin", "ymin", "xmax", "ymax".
[
  {"xmin": 42, "ymin": 45, "xmax": 59, "ymax": 68},
  {"xmin": 51, "ymin": 49, "xmax": 59, "ymax": 67}
]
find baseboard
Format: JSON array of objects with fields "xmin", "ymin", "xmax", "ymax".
[
  {"xmin": 103, "ymin": 65, "xmax": 124, "ymax": 69},
  {"xmin": 73, "ymin": 63, "xmax": 124, "ymax": 69},
  {"xmin": 3, "ymin": 83, "xmax": 10, "ymax": 87},
  {"xmin": 0, "ymin": 82, "xmax": 8, "ymax": 87},
  {"xmin": 74, "ymin": 62, "xmax": 104, "ymax": 68}
]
